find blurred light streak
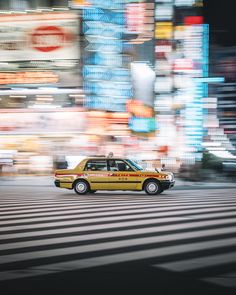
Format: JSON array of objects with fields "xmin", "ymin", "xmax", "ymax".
[{"xmin": 0, "ymin": 0, "xmax": 234, "ymax": 178}]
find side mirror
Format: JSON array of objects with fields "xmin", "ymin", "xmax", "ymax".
[{"xmin": 161, "ymin": 164, "xmax": 165, "ymax": 171}]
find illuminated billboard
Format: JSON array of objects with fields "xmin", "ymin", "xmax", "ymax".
[
  {"xmin": 129, "ymin": 63, "xmax": 156, "ymax": 133},
  {"xmin": 0, "ymin": 12, "xmax": 79, "ymax": 61}
]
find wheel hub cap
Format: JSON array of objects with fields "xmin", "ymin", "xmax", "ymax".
[
  {"xmin": 77, "ymin": 183, "xmax": 86, "ymax": 192},
  {"xmin": 148, "ymin": 183, "xmax": 157, "ymax": 193}
]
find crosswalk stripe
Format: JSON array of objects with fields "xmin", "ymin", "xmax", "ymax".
[
  {"xmin": 1, "ymin": 198, "xmax": 235, "ymax": 211},
  {"xmin": 1, "ymin": 237, "xmax": 236, "ymax": 282},
  {"xmin": 156, "ymin": 251, "xmax": 236, "ymax": 272},
  {"xmin": 0, "ymin": 201, "xmax": 186, "ymax": 213},
  {"xmin": 0, "ymin": 203, "xmax": 174, "ymax": 215},
  {"xmin": 1, "ymin": 189, "xmax": 236, "ymax": 288},
  {"xmin": 0, "ymin": 216, "xmax": 197, "ymax": 233},
  {"xmin": 2, "ymin": 199, "xmax": 235, "ymax": 214},
  {"xmin": 1, "ymin": 226, "xmax": 236, "ymax": 265},
  {"xmin": 1, "ymin": 199, "xmax": 236, "ymax": 216},
  {"xmin": 0, "ymin": 192, "xmax": 235, "ymax": 203},
  {"xmin": 0, "ymin": 215, "xmax": 236, "ymax": 252},
  {"xmin": 0, "ymin": 224, "xmax": 235, "ymax": 251},
  {"xmin": 203, "ymin": 272, "xmax": 236, "ymax": 288},
  {"xmin": 1, "ymin": 206, "xmax": 236, "ymax": 227},
  {"xmin": 0, "ymin": 197, "xmax": 235, "ymax": 210},
  {"xmin": 1, "ymin": 204, "xmax": 236, "ymax": 222},
  {"xmin": 1, "ymin": 207, "xmax": 236, "ymax": 232},
  {"xmin": 0, "ymin": 218, "xmax": 236, "ymax": 240}
]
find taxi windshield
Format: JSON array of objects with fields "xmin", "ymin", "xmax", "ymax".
[{"xmin": 126, "ymin": 159, "xmax": 144, "ymax": 171}]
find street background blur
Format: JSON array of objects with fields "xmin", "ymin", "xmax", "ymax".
[{"xmin": 0, "ymin": 0, "xmax": 236, "ymax": 182}]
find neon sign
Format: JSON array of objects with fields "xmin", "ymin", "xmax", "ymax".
[{"xmin": 83, "ymin": 2, "xmax": 131, "ymax": 112}]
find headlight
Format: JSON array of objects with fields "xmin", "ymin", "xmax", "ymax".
[
  {"xmin": 166, "ymin": 173, "xmax": 174, "ymax": 181},
  {"xmin": 166, "ymin": 175, "xmax": 171, "ymax": 181}
]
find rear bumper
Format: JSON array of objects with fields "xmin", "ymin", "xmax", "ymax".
[
  {"xmin": 54, "ymin": 180, "xmax": 60, "ymax": 187},
  {"xmin": 161, "ymin": 180, "xmax": 175, "ymax": 190},
  {"xmin": 54, "ymin": 179, "xmax": 73, "ymax": 189}
]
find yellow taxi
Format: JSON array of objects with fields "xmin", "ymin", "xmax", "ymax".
[{"xmin": 54, "ymin": 156, "xmax": 175, "ymax": 195}]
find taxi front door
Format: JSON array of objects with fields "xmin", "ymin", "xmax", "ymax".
[{"xmin": 107, "ymin": 160, "xmax": 140, "ymax": 190}]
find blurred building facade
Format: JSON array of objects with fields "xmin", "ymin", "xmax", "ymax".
[
  {"xmin": 208, "ymin": 45, "xmax": 236, "ymax": 157},
  {"xmin": 1, "ymin": 0, "xmax": 234, "ymax": 177}
]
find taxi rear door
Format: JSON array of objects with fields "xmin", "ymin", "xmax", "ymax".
[{"xmin": 83, "ymin": 159, "xmax": 110, "ymax": 190}]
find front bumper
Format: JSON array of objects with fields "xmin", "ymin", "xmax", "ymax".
[{"xmin": 161, "ymin": 180, "xmax": 175, "ymax": 190}]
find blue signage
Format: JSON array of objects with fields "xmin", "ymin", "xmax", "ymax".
[
  {"xmin": 129, "ymin": 117, "xmax": 156, "ymax": 133},
  {"xmin": 85, "ymin": 96, "xmax": 127, "ymax": 112},
  {"xmin": 84, "ymin": 54, "xmax": 123, "ymax": 67},
  {"xmin": 83, "ymin": 3, "xmax": 131, "ymax": 112},
  {"xmin": 85, "ymin": 37, "xmax": 123, "ymax": 53},
  {"xmin": 83, "ymin": 66, "xmax": 131, "ymax": 82},
  {"xmin": 84, "ymin": 0, "xmax": 124, "ymax": 10},
  {"xmin": 83, "ymin": 21, "xmax": 123, "ymax": 38},
  {"xmin": 83, "ymin": 8, "xmax": 125, "ymax": 25},
  {"xmin": 84, "ymin": 81, "xmax": 133, "ymax": 98}
]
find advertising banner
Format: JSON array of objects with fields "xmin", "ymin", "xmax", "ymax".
[{"xmin": 0, "ymin": 12, "xmax": 79, "ymax": 61}]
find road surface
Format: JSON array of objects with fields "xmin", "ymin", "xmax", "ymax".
[{"xmin": 0, "ymin": 185, "xmax": 236, "ymax": 294}]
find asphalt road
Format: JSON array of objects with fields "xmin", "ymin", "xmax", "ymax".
[{"xmin": 0, "ymin": 186, "xmax": 236, "ymax": 295}]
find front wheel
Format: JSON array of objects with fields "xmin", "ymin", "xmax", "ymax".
[
  {"xmin": 144, "ymin": 180, "xmax": 162, "ymax": 195},
  {"xmin": 74, "ymin": 180, "xmax": 90, "ymax": 195}
]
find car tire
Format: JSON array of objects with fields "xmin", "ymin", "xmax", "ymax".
[
  {"xmin": 144, "ymin": 180, "xmax": 162, "ymax": 195},
  {"xmin": 74, "ymin": 180, "xmax": 90, "ymax": 195}
]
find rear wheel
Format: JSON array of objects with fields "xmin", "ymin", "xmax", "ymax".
[
  {"xmin": 144, "ymin": 180, "xmax": 162, "ymax": 195},
  {"xmin": 74, "ymin": 180, "xmax": 90, "ymax": 195}
]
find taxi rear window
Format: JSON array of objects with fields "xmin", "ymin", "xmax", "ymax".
[{"xmin": 84, "ymin": 160, "xmax": 107, "ymax": 171}]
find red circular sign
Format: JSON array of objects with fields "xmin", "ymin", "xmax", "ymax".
[{"xmin": 31, "ymin": 26, "xmax": 68, "ymax": 52}]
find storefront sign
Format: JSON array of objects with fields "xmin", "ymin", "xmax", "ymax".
[
  {"xmin": 155, "ymin": 22, "xmax": 173, "ymax": 39},
  {"xmin": 0, "ymin": 71, "xmax": 58, "ymax": 85}
]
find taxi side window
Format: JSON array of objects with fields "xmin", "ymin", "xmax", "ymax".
[
  {"xmin": 108, "ymin": 160, "xmax": 118, "ymax": 171},
  {"xmin": 84, "ymin": 160, "xmax": 107, "ymax": 171},
  {"xmin": 108, "ymin": 160, "xmax": 133, "ymax": 172}
]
